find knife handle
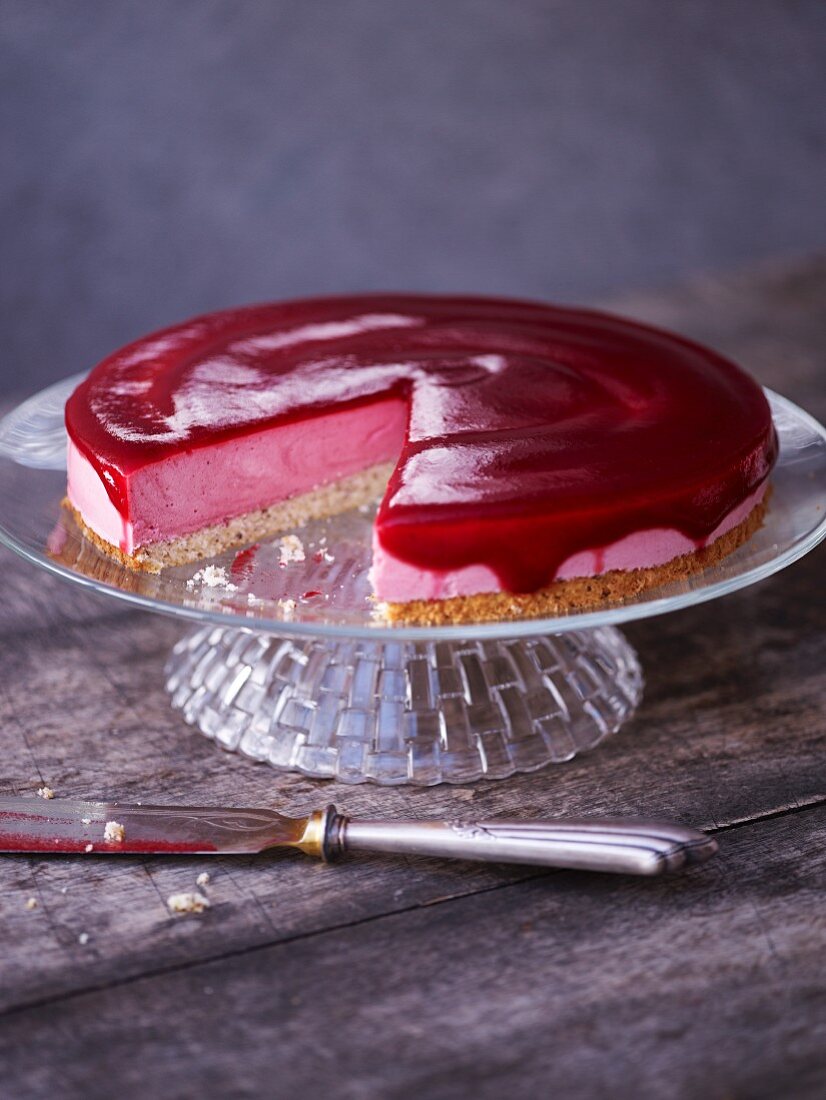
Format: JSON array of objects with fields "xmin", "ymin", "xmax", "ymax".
[{"xmin": 320, "ymin": 807, "xmax": 717, "ymax": 876}]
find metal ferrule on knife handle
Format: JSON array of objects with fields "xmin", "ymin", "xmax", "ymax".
[{"xmin": 293, "ymin": 805, "xmax": 343, "ymax": 860}]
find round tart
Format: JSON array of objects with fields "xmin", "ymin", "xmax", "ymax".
[{"xmin": 64, "ymin": 294, "xmax": 776, "ymax": 624}]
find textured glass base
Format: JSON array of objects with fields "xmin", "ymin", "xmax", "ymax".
[{"xmin": 165, "ymin": 625, "xmax": 643, "ymax": 785}]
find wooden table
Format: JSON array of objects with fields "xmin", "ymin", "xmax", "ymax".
[{"xmin": 0, "ymin": 258, "xmax": 824, "ymax": 1100}]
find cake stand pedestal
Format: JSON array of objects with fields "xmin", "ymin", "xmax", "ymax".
[
  {"xmin": 1, "ymin": 380, "xmax": 824, "ymax": 790},
  {"xmin": 164, "ymin": 625, "xmax": 642, "ymax": 785}
]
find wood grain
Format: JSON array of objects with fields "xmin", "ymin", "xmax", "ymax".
[{"xmin": 0, "ymin": 256, "xmax": 823, "ymax": 1098}]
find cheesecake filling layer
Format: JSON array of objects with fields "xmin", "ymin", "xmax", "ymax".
[{"xmin": 67, "ymin": 397, "xmax": 408, "ymax": 553}]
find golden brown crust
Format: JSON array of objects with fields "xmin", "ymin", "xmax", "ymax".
[
  {"xmin": 61, "ymin": 499, "xmax": 160, "ymax": 573},
  {"xmin": 381, "ymin": 492, "xmax": 769, "ymax": 626}
]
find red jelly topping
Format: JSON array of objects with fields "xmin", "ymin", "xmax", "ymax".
[{"xmin": 66, "ymin": 294, "xmax": 776, "ymax": 593}]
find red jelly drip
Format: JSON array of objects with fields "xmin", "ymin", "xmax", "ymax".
[
  {"xmin": 231, "ymin": 543, "xmax": 260, "ymax": 577},
  {"xmin": 65, "ymin": 294, "xmax": 777, "ymax": 594}
]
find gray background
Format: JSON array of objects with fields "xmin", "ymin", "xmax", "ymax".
[{"xmin": 2, "ymin": 0, "xmax": 825, "ymax": 395}]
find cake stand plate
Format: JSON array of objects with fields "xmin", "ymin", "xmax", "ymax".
[{"xmin": 0, "ymin": 381, "xmax": 824, "ymax": 785}]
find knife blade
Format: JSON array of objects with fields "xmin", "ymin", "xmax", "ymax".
[{"xmin": 0, "ymin": 796, "xmax": 312, "ymax": 855}]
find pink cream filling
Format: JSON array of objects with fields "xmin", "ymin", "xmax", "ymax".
[{"xmin": 67, "ymin": 398, "xmax": 409, "ymax": 554}]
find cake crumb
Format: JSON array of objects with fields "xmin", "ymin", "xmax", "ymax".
[
  {"xmin": 37, "ymin": 785, "xmax": 55, "ymax": 799},
  {"xmin": 167, "ymin": 891, "xmax": 211, "ymax": 916},
  {"xmin": 278, "ymin": 534, "xmax": 306, "ymax": 565},
  {"xmin": 186, "ymin": 565, "xmax": 238, "ymax": 592},
  {"xmin": 195, "ymin": 871, "xmax": 210, "ymax": 889},
  {"xmin": 81, "ymin": 817, "xmax": 92, "ymax": 825},
  {"xmin": 279, "ymin": 597, "xmax": 298, "ymax": 621},
  {"xmin": 25, "ymin": 897, "xmax": 38, "ymax": 910},
  {"xmin": 78, "ymin": 932, "xmax": 89, "ymax": 945},
  {"xmin": 370, "ymin": 601, "xmax": 390, "ymax": 623},
  {"xmin": 103, "ymin": 820, "xmax": 125, "ymax": 844},
  {"xmin": 84, "ymin": 843, "xmax": 94, "ymax": 853}
]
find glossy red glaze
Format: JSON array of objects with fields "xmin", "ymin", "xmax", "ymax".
[{"xmin": 66, "ymin": 294, "xmax": 776, "ymax": 593}]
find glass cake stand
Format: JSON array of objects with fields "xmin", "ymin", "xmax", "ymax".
[{"xmin": 1, "ymin": 377, "xmax": 824, "ymax": 785}]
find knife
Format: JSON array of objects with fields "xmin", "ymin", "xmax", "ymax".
[{"xmin": 0, "ymin": 797, "xmax": 717, "ymax": 876}]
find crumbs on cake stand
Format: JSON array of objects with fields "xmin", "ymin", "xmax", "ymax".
[{"xmin": 186, "ymin": 565, "xmax": 239, "ymax": 593}]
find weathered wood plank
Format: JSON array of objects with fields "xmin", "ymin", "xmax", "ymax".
[{"xmin": 0, "ymin": 805, "xmax": 822, "ymax": 1100}]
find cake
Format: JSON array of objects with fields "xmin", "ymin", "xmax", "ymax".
[{"xmin": 64, "ymin": 294, "xmax": 776, "ymax": 624}]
